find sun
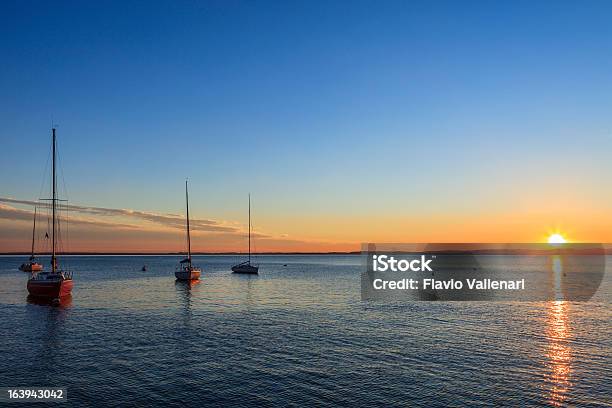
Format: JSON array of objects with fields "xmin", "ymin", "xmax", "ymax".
[{"xmin": 547, "ymin": 233, "xmax": 567, "ymax": 244}]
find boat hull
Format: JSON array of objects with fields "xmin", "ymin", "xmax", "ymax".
[
  {"xmin": 27, "ymin": 278, "xmax": 73, "ymax": 298},
  {"xmin": 175, "ymin": 269, "xmax": 201, "ymax": 281},
  {"xmin": 231, "ymin": 264, "xmax": 259, "ymax": 274},
  {"xmin": 19, "ymin": 262, "xmax": 43, "ymax": 272}
]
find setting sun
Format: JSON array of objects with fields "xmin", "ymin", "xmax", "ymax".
[{"xmin": 547, "ymin": 233, "xmax": 567, "ymax": 244}]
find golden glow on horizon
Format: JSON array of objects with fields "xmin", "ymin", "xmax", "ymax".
[
  {"xmin": 5, "ymin": 207, "xmax": 612, "ymax": 253},
  {"xmin": 547, "ymin": 234, "xmax": 567, "ymax": 244}
]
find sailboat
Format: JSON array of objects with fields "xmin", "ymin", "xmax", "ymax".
[
  {"xmin": 27, "ymin": 128, "xmax": 73, "ymax": 299},
  {"xmin": 19, "ymin": 207, "xmax": 43, "ymax": 272},
  {"xmin": 174, "ymin": 180, "xmax": 202, "ymax": 281},
  {"xmin": 231, "ymin": 194, "xmax": 259, "ymax": 274}
]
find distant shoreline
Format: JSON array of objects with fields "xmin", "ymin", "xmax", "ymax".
[
  {"xmin": 0, "ymin": 251, "xmax": 362, "ymax": 256},
  {"xmin": 2, "ymin": 248, "xmax": 610, "ymax": 256}
]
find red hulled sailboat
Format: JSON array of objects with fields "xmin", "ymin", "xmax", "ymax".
[{"xmin": 27, "ymin": 128, "xmax": 73, "ymax": 299}]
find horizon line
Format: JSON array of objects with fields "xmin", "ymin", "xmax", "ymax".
[{"xmin": 0, "ymin": 251, "xmax": 362, "ymax": 256}]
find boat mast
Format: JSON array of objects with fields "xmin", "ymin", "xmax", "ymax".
[
  {"xmin": 51, "ymin": 128, "xmax": 57, "ymax": 273},
  {"xmin": 30, "ymin": 207, "xmax": 37, "ymax": 260},
  {"xmin": 186, "ymin": 179, "xmax": 191, "ymax": 268},
  {"xmin": 248, "ymin": 193, "xmax": 251, "ymax": 264}
]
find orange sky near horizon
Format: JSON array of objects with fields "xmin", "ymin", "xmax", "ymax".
[{"xmin": 1, "ymin": 199, "xmax": 611, "ymax": 253}]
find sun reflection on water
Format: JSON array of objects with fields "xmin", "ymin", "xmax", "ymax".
[{"xmin": 545, "ymin": 299, "xmax": 572, "ymax": 406}]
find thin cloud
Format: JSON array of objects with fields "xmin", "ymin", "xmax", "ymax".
[
  {"xmin": 0, "ymin": 203, "xmax": 138, "ymax": 229},
  {"xmin": 0, "ymin": 201, "xmax": 354, "ymax": 252},
  {"xmin": 0, "ymin": 197, "xmax": 240, "ymax": 233}
]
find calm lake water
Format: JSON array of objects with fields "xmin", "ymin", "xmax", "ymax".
[{"xmin": 0, "ymin": 255, "xmax": 610, "ymax": 407}]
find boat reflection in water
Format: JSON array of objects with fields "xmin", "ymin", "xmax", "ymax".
[
  {"xmin": 174, "ymin": 279, "xmax": 200, "ymax": 340},
  {"xmin": 174, "ymin": 279, "xmax": 201, "ymax": 312},
  {"xmin": 545, "ymin": 255, "xmax": 572, "ymax": 407},
  {"xmin": 27, "ymin": 294, "xmax": 73, "ymax": 308},
  {"xmin": 26, "ymin": 294, "xmax": 72, "ymax": 378},
  {"xmin": 175, "ymin": 279, "xmax": 201, "ymax": 291}
]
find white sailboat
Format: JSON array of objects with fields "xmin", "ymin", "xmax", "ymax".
[
  {"xmin": 174, "ymin": 180, "xmax": 201, "ymax": 281},
  {"xmin": 231, "ymin": 194, "xmax": 259, "ymax": 274},
  {"xmin": 19, "ymin": 207, "xmax": 43, "ymax": 272}
]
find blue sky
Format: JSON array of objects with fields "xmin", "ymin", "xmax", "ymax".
[{"xmin": 1, "ymin": 1, "xmax": 612, "ymax": 250}]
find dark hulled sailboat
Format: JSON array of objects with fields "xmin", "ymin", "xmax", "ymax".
[
  {"xmin": 231, "ymin": 194, "xmax": 259, "ymax": 274},
  {"xmin": 174, "ymin": 180, "xmax": 201, "ymax": 281},
  {"xmin": 27, "ymin": 128, "xmax": 73, "ymax": 299}
]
